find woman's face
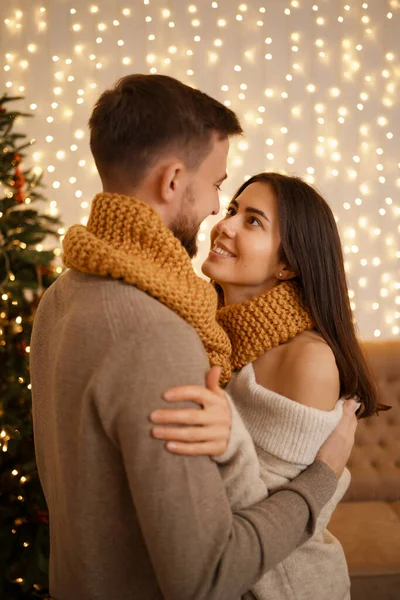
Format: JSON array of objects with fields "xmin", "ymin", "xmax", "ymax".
[{"xmin": 202, "ymin": 182, "xmax": 286, "ymax": 297}]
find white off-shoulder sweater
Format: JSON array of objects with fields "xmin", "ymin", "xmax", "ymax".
[{"xmin": 216, "ymin": 363, "xmax": 351, "ymax": 600}]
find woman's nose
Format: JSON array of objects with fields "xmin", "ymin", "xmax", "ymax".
[{"xmin": 216, "ymin": 217, "xmax": 235, "ymax": 237}]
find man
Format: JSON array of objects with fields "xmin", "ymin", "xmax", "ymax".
[{"xmin": 30, "ymin": 74, "xmax": 357, "ymax": 600}]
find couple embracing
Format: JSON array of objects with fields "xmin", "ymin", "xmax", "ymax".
[{"xmin": 31, "ymin": 74, "xmax": 383, "ymax": 600}]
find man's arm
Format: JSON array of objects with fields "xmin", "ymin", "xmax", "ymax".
[{"xmin": 94, "ymin": 319, "xmax": 338, "ymax": 600}]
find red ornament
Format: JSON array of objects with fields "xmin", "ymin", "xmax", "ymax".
[
  {"xmin": 13, "ymin": 153, "xmax": 25, "ymax": 204},
  {"xmin": 16, "ymin": 340, "xmax": 27, "ymax": 355},
  {"xmin": 40, "ymin": 265, "xmax": 54, "ymax": 278},
  {"xmin": 33, "ymin": 505, "xmax": 49, "ymax": 524}
]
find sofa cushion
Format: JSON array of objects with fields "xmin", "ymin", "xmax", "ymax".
[
  {"xmin": 329, "ymin": 500, "xmax": 400, "ymax": 576},
  {"xmin": 344, "ymin": 341, "xmax": 400, "ymax": 502},
  {"xmin": 348, "ymin": 575, "xmax": 400, "ymax": 600}
]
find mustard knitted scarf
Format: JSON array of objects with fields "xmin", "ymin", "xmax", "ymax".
[
  {"xmin": 217, "ymin": 281, "xmax": 314, "ymax": 371},
  {"xmin": 62, "ymin": 193, "xmax": 232, "ymax": 385}
]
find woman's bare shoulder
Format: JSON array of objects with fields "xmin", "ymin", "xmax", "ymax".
[{"xmin": 277, "ymin": 332, "xmax": 340, "ymax": 410}]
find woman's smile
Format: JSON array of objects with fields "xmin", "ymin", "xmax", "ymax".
[{"xmin": 209, "ymin": 240, "xmax": 237, "ymax": 259}]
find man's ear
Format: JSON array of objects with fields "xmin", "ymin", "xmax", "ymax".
[{"xmin": 159, "ymin": 161, "xmax": 188, "ymax": 204}]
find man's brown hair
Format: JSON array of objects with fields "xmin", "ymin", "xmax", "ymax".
[{"xmin": 89, "ymin": 74, "xmax": 243, "ymax": 186}]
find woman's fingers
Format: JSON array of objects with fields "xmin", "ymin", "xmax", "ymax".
[
  {"xmin": 164, "ymin": 440, "xmax": 228, "ymax": 456},
  {"xmin": 163, "ymin": 385, "xmax": 224, "ymax": 407},
  {"xmin": 150, "ymin": 408, "xmax": 213, "ymax": 425},
  {"xmin": 152, "ymin": 425, "xmax": 229, "ymax": 443},
  {"xmin": 151, "ymin": 370, "xmax": 232, "ymax": 458},
  {"xmin": 206, "ymin": 365, "xmax": 222, "ymax": 392}
]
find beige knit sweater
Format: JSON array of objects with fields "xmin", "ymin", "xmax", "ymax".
[{"xmin": 217, "ymin": 363, "xmax": 351, "ymax": 600}]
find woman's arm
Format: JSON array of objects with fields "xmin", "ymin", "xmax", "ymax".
[
  {"xmin": 213, "ymin": 395, "xmax": 269, "ymax": 508},
  {"xmin": 150, "ymin": 366, "xmax": 269, "ymax": 510}
]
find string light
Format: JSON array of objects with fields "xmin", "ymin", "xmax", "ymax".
[{"xmin": 1, "ymin": 1, "xmax": 398, "ymax": 339}]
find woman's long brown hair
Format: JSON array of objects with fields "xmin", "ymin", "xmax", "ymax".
[{"xmin": 227, "ymin": 172, "xmax": 389, "ymax": 418}]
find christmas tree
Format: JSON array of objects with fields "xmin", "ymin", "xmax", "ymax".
[{"xmin": 0, "ymin": 95, "xmax": 62, "ymax": 599}]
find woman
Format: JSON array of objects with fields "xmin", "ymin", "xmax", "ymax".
[{"xmin": 150, "ymin": 173, "xmax": 385, "ymax": 599}]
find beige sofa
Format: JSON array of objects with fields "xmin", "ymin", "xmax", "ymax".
[{"xmin": 329, "ymin": 340, "xmax": 400, "ymax": 600}]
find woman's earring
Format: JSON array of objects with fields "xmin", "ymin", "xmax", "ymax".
[{"xmin": 278, "ymin": 272, "xmax": 283, "ymax": 278}]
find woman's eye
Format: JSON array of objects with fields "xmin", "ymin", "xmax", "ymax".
[
  {"xmin": 248, "ymin": 216, "xmax": 262, "ymax": 227},
  {"xmin": 215, "ymin": 184, "xmax": 222, "ymax": 191},
  {"xmin": 225, "ymin": 206, "xmax": 236, "ymax": 217}
]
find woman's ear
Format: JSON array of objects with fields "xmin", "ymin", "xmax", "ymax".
[{"xmin": 277, "ymin": 265, "xmax": 297, "ymax": 281}]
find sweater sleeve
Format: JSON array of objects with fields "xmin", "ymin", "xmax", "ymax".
[
  {"xmin": 214, "ymin": 394, "xmax": 270, "ymax": 508},
  {"xmin": 93, "ymin": 317, "xmax": 338, "ymax": 600}
]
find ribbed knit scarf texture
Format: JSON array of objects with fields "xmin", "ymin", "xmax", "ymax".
[
  {"xmin": 62, "ymin": 193, "xmax": 233, "ymax": 385},
  {"xmin": 217, "ymin": 281, "xmax": 314, "ymax": 371}
]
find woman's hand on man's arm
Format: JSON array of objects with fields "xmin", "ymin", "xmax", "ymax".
[{"xmin": 150, "ymin": 366, "xmax": 232, "ymax": 456}]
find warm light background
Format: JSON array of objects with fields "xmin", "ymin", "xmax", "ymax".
[{"xmin": 1, "ymin": 0, "xmax": 399, "ymax": 338}]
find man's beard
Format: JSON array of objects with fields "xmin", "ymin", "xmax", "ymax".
[{"xmin": 170, "ymin": 186, "xmax": 201, "ymax": 259}]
